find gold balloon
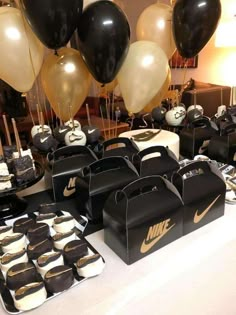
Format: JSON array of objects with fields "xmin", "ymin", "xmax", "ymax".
[
  {"xmin": 117, "ymin": 41, "xmax": 169, "ymax": 114},
  {"xmin": 0, "ymin": 7, "xmax": 44, "ymax": 92},
  {"xmin": 143, "ymin": 67, "xmax": 171, "ymax": 112},
  {"xmin": 41, "ymin": 47, "xmax": 91, "ymax": 121},
  {"xmin": 136, "ymin": 3, "xmax": 176, "ymax": 59}
]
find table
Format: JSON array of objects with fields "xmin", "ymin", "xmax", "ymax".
[
  {"xmin": 1, "ymin": 181, "xmax": 236, "ymax": 315},
  {"xmin": 119, "ymin": 128, "xmax": 180, "ymax": 160}
]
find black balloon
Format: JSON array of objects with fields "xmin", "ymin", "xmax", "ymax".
[
  {"xmin": 21, "ymin": 0, "xmax": 83, "ymax": 49},
  {"xmin": 172, "ymin": 0, "xmax": 221, "ymax": 58},
  {"xmin": 77, "ymin": 1, "xmax": 130, "ymax": 83}
]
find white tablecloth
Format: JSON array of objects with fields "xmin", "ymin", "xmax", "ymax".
[
  {"xmin": 1, "ymin": 176, "xmax": 236, "ymax": 315},
  {"xmin": 1, "ymin": 201, "xmax": 236, "ymax": 315}
]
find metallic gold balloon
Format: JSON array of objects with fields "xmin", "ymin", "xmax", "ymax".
[
  {"xmin": 136, "ymin": 3, "xmax": 176, "ymax": 59},
  {"xmin": 0, "ymin": 7, "xmax": 44, "ymax": 92},
  {"xmin": 41, "ymin": 47, "xmax": 91, "ymax": 122},
  {"xmin": 143, "ymin": 67, "xmax": 171, "ymax": 113},
  {"xmin": 117, "ymin": 41, "xmax": 169, "ymax": 114}
]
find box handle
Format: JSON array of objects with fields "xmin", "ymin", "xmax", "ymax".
[
  {"xmin": 88, "ymin": 156, "xmax": 138, "ymax": 176},
  {"xmin": 137, "ymin": 145, "xmax": 169, "ymax": 159},
  {"xmin": 221, "ymin": 122, "xmax": 236, "ymax": 136},
  {"xmin": 102, "ymin": 137, "xmax": 138, "ymax": 151},
  {"xmin": 177, "ymin": 161, "xmax": 210, "ymax": 177},
  {"xmin": 52, "ymin": 145, "xmax": 97, "ymax": 161},
  {"xmin": 115, "ymin": 176, "xmax": 167, "ymax": 202},
  {"xmin": 190, "ymin": 116, "xmax": 211, "ymax": 128}
]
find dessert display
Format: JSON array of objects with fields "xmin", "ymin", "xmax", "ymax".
[
  {"xmin": 11, "ymin": 119, "xmax": 35, "ymax": 185},
  {"xmin": 0, "ymin": 209, "xmax": 104, "ymax": 314},
  {"xmin": 76, "ymin": 254, "xmax": 105, "ymax": 278},
  {"xmin": 44, "ymin": 265, "xmax": 74, "ymax": 294},
  {"xmin": 14, "ymin": 282, "xmax": 47, "ymax": 311}
]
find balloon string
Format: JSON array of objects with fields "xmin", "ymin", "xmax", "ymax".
[
  {"xmin": 19, "ymin": 1, "xmax": 45, "ymax": 124},
  {"xmin": 180, "ymin": 59, "xmax": 188, "ymax": 100}
]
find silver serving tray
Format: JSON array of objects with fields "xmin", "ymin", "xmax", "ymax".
[{"xmin": 0, "ymin": 211, "xmax": 104, "ymax": 314}]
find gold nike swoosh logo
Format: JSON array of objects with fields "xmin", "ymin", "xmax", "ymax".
[
  {"xmin": 63, "ymin": 186, "xmax": 76, "ymax": 197},
  {"xmin": 193, "ymin": 194, "xmax": 221, "ymax": 224},
  {"xmin": 140, "ymin": 223, "xmax": 175, "ymax": 254}
]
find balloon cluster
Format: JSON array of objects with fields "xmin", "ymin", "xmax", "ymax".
[{"xmin": 0, "ymin": 0, "xmax": 222, "ymax": 126}]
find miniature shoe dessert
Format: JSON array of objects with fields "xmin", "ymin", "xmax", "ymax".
[
  {"xmin": 76, "ymin": 254, "xmax": 105, "ymax": 278},
  {"xmin": 36, "ymin": 251, "xmax": 64, "ymax": 277},
  {"xmin": 27, "ymin": 223, "xmax": 50, "ymax": 243},
  {"xmin": 1, "ymin": 233, "xmax": 27, "ymax": 253},
  {"xmin": 0, "ymin": 249, "xmax": 28, "ymax": 273},
  {"xmin": 6, "ymin": 262, "xmax": 39, "ymax": 291},
  {"xmin": 53, "ymin": 215, "xmax": 75, "ymax": 233},
  {"xmin": 36, "ymin": 213, "xmax": 57, "ymax": 226},
  {"xmin": 44, "ymin": 265, "xmax": 74, "ymax": 294},
  {"xmin": 14, "ymin": 282, "xmax": 47, "ymax": 311},
  {"xmin": 53, "ymin": 230, "xmax": 76, "ymax": 250},
  {"xmin": 13, "ymin": 217, "xmax": 35, "ymax": 234},
  {"xmin": 27, "ymin": 238, "xmax": 53, "ymax": 260},
  {"xmin": 0, "ymin": 225, "xmax": 13, "ymax": 241},
  {"xmin": 63, "ymin": 239, "xmax": 88, "ymax": 264}
]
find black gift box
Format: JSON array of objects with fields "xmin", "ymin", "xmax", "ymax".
[
  {"xmin": 103, "ymin": 176, "xmax": 184, "ymax": 265},
  {"xmin": 52, "ymin": 145, "xmax": 98, "ymax": 202},
  {"xmin": 208, "ymin": 123, "xmax": 236, "ymax": 165},
  {"xmin": 76, "ymin": 156, "xmax": 139, "ymax": 222},
  {"xmin": 179, "ymin": 117, "xmax": 216, "ymax": 158},
  {"xmin": 102, "ymin": 137, "xmax": 139, "ymax": 161},
  {"xmin": 172, "ymin": 161, "xmax": 226, "ymax": 235},
  {"xmin": 133, "ymin": 145, "xmax": 179, "ymax": 179}
]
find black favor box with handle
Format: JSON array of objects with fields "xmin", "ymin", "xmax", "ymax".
[
  {"xmin": 102, "ymin": 137, "xmax": 139, "ymax": 161},
  {"xmin": 172, "ymin": 161, "xmax": 226, "ymax": 235},
  {"xmin": 103, "ymin": 176, "xmax": 184, "ymax": 265},
  {"xmin": 76, "ymin": 156, "xmax": 139, "ymax": 223},
  {"xmin": 52, "ymin": 145, "xmax": 98, "ymax": 202},
  {"xmin": 133, "ymin": 145, "xmax": 179, "ymax": 179},
  {"xmin": 179, "ymin": 117, "xmax": 216, "ymax": 158},
  {"xmin": 208, "ymin": 123, "xmax": 236, "ymax": 166}
]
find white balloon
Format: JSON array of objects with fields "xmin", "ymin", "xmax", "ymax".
[
  {"xmin": 117, "ymin": 41, "xmax": 169, "ymax": 114},
  {"xmin": 136, "ymin": 3, "xmax": 176, "ymax": 59}
]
